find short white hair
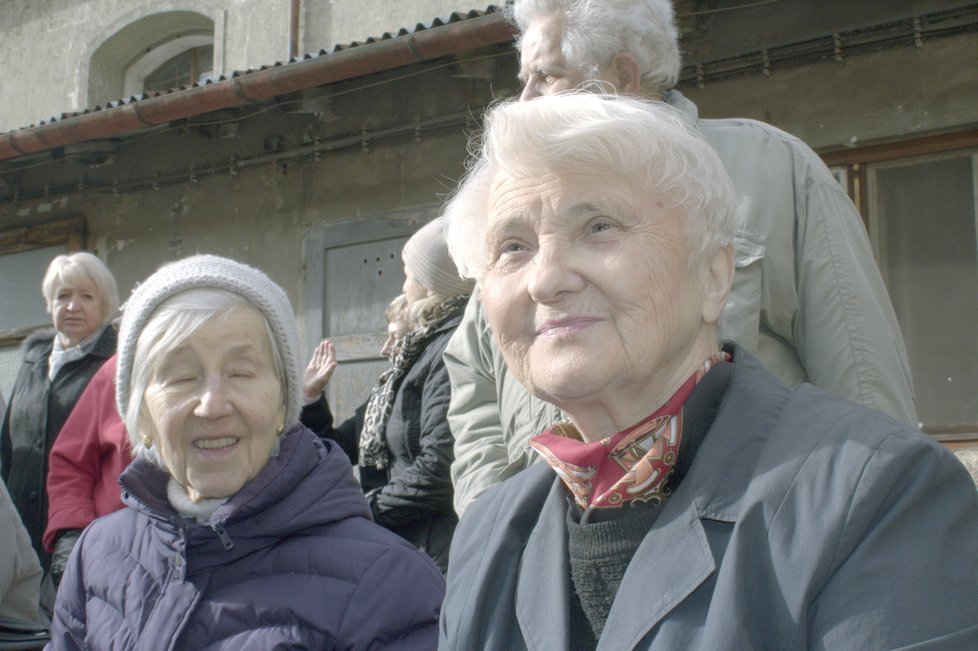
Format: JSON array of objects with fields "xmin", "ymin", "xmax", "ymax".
[
  {"xmin": 42, "ymin": 251, "xmax": 119, "ymax": 325},
  {"xmin": 505, "ymin": 0, "xmax": 682, "ymax": 92},
  {"xmin": 444, "ymin": 92, "xmax": 736, "ymax": 280},
  {"xmin": 125, "ymin": 288, "xmax": 285, "ymax": 465}
]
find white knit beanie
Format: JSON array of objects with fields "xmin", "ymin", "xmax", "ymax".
[
  {"xmin": 116, "ymin": 254, "xmax": 303, "ymax": 429},
  {"xmin": 402, "ymin": 217, "xmax": 475, "ymax": 298}
]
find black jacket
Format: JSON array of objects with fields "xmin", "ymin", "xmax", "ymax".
[
  {"xmin": 0, "ymin": 326, "xmax": 116, "ymax": 571},
  {"xmin": 300, "ymin": 396, "xmax": 387, "ymax": 493},
  {"xmin": 305, "ymin": 310, "xmax": 462, "ymax": 572},
  {"xmin": 369, "ymin": 310, "xmax": 461, "ymax": 572}
]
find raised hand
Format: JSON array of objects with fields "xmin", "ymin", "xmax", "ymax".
[{"xmin": 302, "ymin": 339, "xmax": 338, "ymax": 402}]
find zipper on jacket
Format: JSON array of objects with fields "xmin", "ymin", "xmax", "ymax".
[{"xmin": 211, "ymin": 520, "xmax": 234, "ymax": 550}]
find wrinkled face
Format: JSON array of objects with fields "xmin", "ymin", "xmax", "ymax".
[
  {"xmin": 50, "ymin": 280, "xmax": 102, "ymax": 347},
  {"xmin": 518, "ymin": 11, "xmax": 618, "ymax": 100},
  {"xmin": 142, "ymin": 306, "xmax": 285, "ymax": 502},
  {"xmin": 402, "ymin": 268, "xmax": 429, "ymax": 306},
  {"xmin": 481, "ymin": 169, "xmax": 717, "ymax": 434}
]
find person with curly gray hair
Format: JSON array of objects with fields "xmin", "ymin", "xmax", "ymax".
[
  {"xmin": 438, "ymin": 91, "xmax": 978, "ymax": 651},
  {"xmin": 48, "ymin": 254, "xmax": 444, "ymax": 650},
  {"xmin": 445, "ymin": 0, "xmax": 919, "ymax": 516}
]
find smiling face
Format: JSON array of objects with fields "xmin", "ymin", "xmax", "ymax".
[
  {"xmin": 481, "ymin": 168, "xmax": 726, "ymax": 439},
  {"xmin": 141, "ymin": 306, "xmax": 285, "ymax": 502},
  {"xmin": 50, "ymin": 280, "xmax": 103, "ymax": 347}
]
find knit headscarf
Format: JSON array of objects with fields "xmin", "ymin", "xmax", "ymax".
[
  {"xmin": 116, "ymin": 254, "xmax": 303, "ymax": 432},
  {"xmin": 401, "ymin": 217, "xmax": 475, "ymax": 298}
]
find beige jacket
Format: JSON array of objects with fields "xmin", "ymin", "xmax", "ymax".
[
  {"xmin": 445, "ymin": 91, "xmax": 917, "ymax": 515},
  {"xmin": 0, "ymin": 479, "xmax": 42, "ymax": 623}
]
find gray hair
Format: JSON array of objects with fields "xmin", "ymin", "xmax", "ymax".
[
  {"xmin": 42, "ymin": 251, "xmax": 119, "ymax": 325},
  {"xmin": 504, "ymin": 0, "xmax": 681, "ymax": 92},
  {"xmin": 444, "ymin": 93, "xmax": 736, "ymax": 279},
  {"xmin": 124, "ymin": 288, "xmax": 286, "ymax": 464}
]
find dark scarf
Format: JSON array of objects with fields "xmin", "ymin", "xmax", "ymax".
[{"xmin": 358, "ymin": 295, "xmax": 468, "ymax": 469}]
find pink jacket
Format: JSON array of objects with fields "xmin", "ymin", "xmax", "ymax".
[{"xmin": 44, "ymin": 355, "xmax": 131, "ymax": 551}]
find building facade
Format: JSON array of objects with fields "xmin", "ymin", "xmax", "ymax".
[{"xmin": 0, "ymin": 0, "xmax": 975, "ymax": 443}]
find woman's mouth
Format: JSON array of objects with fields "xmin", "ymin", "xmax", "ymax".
[
  {"xmin": 536, "ymin": 317, "xmax": 602, "ymax": 337},
  {"xmin": 194, "ymin": 437, "xmax": 239, "ymax": 450}
]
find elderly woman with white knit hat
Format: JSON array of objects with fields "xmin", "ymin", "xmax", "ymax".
[{"xmin": 47, "ymin": 254, "xmax": 444, "ymax": 651}]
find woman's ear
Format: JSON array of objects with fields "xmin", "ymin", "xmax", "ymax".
[
  {"xmin": 700, "ymin": 243, "xmax": 735, "ymax": 324},
  {"xmin": 611, "ymin": 52, "xmax": 643, "ymax": 94}
]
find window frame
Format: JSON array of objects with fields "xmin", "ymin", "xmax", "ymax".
[
  {"xmin": 821, "ymin": 130, "xmax": 978, "ymax": 444},
  {"xmin": 127, "ymin": 33, "xmax": 215, "ymax": 96}
]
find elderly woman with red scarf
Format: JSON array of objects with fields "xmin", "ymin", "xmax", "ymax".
[{"xmin": 437, "ymin": 93, "xmax": 978, "ymax": 650}]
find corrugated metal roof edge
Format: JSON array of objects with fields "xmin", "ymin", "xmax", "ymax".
[{"xmin": 0, "ymin": 7, "xmax": 511, "ymax": 163}]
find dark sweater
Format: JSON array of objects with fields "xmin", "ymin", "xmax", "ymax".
[{"xmin": 566, "ymin": 359, "xmax": 733, "ymax": 645}]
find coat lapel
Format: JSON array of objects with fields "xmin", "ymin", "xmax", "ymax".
[
  {"xmin": 597, "ymin": 346, "xmax": 791, "ymax": 650},
  {"xmin": 516, "ymin": 478, "xmax": 573, "ymax": 651},
  {"xmin": 597, "ymin": 487, "xmax": 717, "ymax": 650}
]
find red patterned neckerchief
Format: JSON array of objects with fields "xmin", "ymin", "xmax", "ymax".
[{"xmin": 530, "ymin": 351, "xmax": 731, "ymax": 509}]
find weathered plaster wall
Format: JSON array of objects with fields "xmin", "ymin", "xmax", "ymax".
[
  {"xmin": 0, "ymin": 52, "xmax": 504, "ymax": 354},
  {"xmin": 0, "ymin": 0, "xmax": 479, "ymax": 133},
  {"xmin": 680, "ymin": 31, "xmax": 978, "ymax": 151},
  {"xmin": 303, "ymin": 0, "xmax": 485, "ymax": 52},
  {"xmin": 0, "ymin": 0, "xmax": 230, "ymax": 133}
]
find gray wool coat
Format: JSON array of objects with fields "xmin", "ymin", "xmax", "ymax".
[{"xmin": 439, "ymin": 347, "xmax": 978, "ymax": 651}]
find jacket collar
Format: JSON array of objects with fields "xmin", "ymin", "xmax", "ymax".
[
  {"xmin": 120, "ymin": 426, "xmax": 371, "ymax": 571},
  {"xmin": 22, "ymin": 326, "xmax": 116, "ymax": 365},
  {"xmin": 664, "ymin": 89, "xmax": 700, "ymax": 124},
  {"xmin": 516, "ymin": 345, "xmax": 792, "ymax": 649}
]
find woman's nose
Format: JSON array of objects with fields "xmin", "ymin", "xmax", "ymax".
[
  {"xmin": 520, "ymin": 81, "xmax": 540, "ymax": 102},
  {"xmin": 194, "ymin": 377, "xmax": 233, "ymax": 419},
  {"xmin": 526, "ymin": 243, "xmax": 585, "ymax": 304}
]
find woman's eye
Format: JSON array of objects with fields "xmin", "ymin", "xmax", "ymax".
[
  {"xmin": 589, "ymin": 220, "xmax": 616, "ymax": 234},
  {"xmin": 165, "ymin": 375, "xmax": 197, "ymax": 386},
  {"xmin": 501, "ymin": 241, "xmax": 526, "ymax": 254}
]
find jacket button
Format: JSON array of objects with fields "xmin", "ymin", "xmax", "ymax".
[{"xmin": 28, "ymin": 490, "xmax": 38, "ymax": 499}]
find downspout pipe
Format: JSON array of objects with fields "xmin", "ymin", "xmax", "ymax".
[
  {"xmin": 289, "ymin": 0, "xmax": 301, "ymax": 61},
  {"xmin": 0, "ymin": 12, "xmax": 513, "ymax": 163}
]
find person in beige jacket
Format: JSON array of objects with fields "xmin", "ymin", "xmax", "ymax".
[
  {"xmin": 0, "ymin": 478, "xmax": 42, "ymax": 624},
  {"xmin": 446, "ymin": 0, "xmax": 918, "ymax": 515}
]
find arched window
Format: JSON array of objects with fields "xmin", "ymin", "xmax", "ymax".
[
  {"xmin": 88, "ymin": 9, "xmax": 220, "ymax": 106},
  {"xmin": 142, "ymin": 44, "xmax": 214, "ymax": 93},
  {"xmin": 128, "ymin": 36, "xmax": 215, "ymax": 95}
]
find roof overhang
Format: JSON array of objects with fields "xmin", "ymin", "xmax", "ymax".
[{"xmin": 0, "ymin": 11, "xmax": 513, "ymax": 163}]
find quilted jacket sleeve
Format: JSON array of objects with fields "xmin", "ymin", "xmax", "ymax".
[
  {"xmin": 47, "ymin": 527, "xmax": 90, "ymax": 650},
  {"xmin": 337, "ymin": 544, "xmax": 444, "ymax": 650}
]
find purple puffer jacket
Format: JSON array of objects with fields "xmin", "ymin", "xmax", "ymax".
[{"xmin": 47, "ymin": 425, "xmax": 445, "ymax": 650}]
